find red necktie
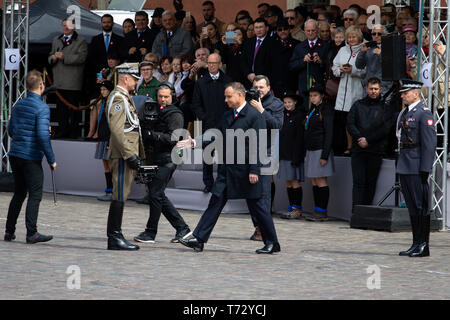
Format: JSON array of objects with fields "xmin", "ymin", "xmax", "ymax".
[{"xmin": 310, "ymin": 41, "xmax": 314, "ymax": 48}]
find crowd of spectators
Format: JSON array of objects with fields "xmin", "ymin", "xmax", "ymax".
[{"xmin": 47, "ymin": 1, "xmax": 429, "ymax": 214}]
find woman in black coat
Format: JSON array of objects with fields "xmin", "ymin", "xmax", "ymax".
[
  {"xmin": 221, "ymin": 27, "xmax": 246, "ymax": 84},
  {"xmin": 303, "ymin": 86, "xmax": 335, "ymax": 221},
  {"xmin": 277, "ymin": 92, "xmax": 305, "ymax": 220}
]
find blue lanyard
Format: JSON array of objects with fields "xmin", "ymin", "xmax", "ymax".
[
  {"xmin": 98, "ymin": 101, "xmax": 105, "ymax": 125},
  {"xmin": 305, "ymin": 109, "xmax": 315, "ymax": 130}
]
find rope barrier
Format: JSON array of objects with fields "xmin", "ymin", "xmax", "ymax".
[{"xmin": 45, "ymin": 73, "xmax": 102, "ymax": 111}]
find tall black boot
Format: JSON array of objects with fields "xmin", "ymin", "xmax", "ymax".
[
  {"xmin": 399, "ymin": 215, "xmax": 420, "ymax": 256},
  {"xmin": 409, "ymin": 215, "xmax": 430, "ymax": 257},
  {"xmin": 107, "ymin": 200, "xmax": 139, "ymax": 251}
]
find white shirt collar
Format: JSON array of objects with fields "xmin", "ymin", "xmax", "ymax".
[
  {"xmin": 235, "ymin": 102, "xmax": 246, "ymax": 113},
  {"xmin": 256, "ymin": 35, "xmax": 266, "ymax": 43},
  {"xmin": 408, "ymin": 100, "xmax": 420, "ymax": 112},
  {"xmin": 103, "ymin": 31, "xmax": 112, "ymax": 36},
  {"xmin": 209, "ymin": 72, "xmax": 219, "ymax": 79}
]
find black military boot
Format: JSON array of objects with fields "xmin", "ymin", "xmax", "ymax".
[
  {"xmin": 107, "ymin": 200, "xmax": 140, "ymax": 251},
  {"xmin": 399, "ymin": 215, "xmax": 420, "ymax": 256},
  {"xmin": 409, "ymin": 215, "xmax": 430, "ymax": 257}
]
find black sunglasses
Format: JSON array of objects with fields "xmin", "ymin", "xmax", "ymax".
[
  {"xmin": 371, "ymin": 32, "xmax": 383, "ymax": 36},
  {"xmin": 277, "ymin": 27, "xmax": 290, "ymax": 31},
  {"xmin": 344, "ymin": 18, "xmax": 354, "ymax": 21}
]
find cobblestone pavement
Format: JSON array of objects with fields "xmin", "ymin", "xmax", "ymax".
[{"xmin": 0, "ymin": 192, "xmax": 449, "ymax": 300}]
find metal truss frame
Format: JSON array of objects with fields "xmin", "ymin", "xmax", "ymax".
[{"xmin": 1, "ymin": 0, "xmax": 29, "ymax": 172}]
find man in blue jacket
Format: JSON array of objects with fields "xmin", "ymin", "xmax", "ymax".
[{"xmin": 4, "ymin": 70, "xmax": 57, "ymax": 244}]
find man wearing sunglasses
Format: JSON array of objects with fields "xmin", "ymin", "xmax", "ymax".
[
  {"xmin": 270, "ymin": 18, "xmax": 300, "ymax": 99},
  {"xmin": 342, "ymin": 9, "xmax": 358, "ymax": 29},
  {"xmin": 285, "ymin": 8, "xmax": 306, "ymax": 42},
  {"xmin": 355, "ymin": 24, "xmax": 393, "ymax": 98}
]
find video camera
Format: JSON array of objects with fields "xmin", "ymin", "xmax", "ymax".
[
  {"xmin": 245, "ymin": 88, "xmax": 260, "ymax": 102},
  {"xmin": 141, "ymin": 101, "xmax": 159, "ymax": 130},
  {"xmin": 134, "ymin": 165, "xmax": 159, "ymax": 184}
]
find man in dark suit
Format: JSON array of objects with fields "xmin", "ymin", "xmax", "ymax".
[
  {"xmin": 289, "ymin": 19, "xmax": 329, "ymax": 104},
  {"xmin": 177, "ymin": 82, "xmax": 281, "ymax": 254},
  {"xmin": 87, "ymin": 14, "xmax": 123, "ymax": 97},
  {"xmin": 270, "ymin": 18, "xmax": 300, "ymax": 99},
  {"xmin": 240, "ymin": 18, "xmax": 272, "ymax": 88},
  {"xmin": 191, "ymin": 53, "xmax": 232, "ymax": 192},
  {"xmin": 122, "ymin": 11, "xmax": 156, "ymax": 62},
  {"xmin": 396, "ymin": 79, "xmax": 436, "ymax": 258}
]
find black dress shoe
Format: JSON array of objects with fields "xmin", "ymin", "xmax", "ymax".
[
  {"xmin": 399, "ymin": 243, "xmax": 419, "ymax": 256},
  {"xmin": 409, "ymin": 242, "xmax": 430, "ymax": 257},
  {"xmin": 179, "ymin": 235, "xmax": 204, "ymax": 252},
  {"xmin": 108, "ymin": 232, "xmax": 140, "ymax": 250},
  {"xmin": 255, "ymin": 242, "xmax": 281, "ymax": 254},
  {"xmin": 4, "ymin": 232, "xmax": 16, "ymax": 241},
  {"xmin": 203, "ymin": 186, "xmax": 212, "ymax": 193}
]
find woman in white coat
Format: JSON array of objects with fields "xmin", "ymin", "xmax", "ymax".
[{"xmin": 332, "ymin": 25, "xmax": 366, "ymax": 155}]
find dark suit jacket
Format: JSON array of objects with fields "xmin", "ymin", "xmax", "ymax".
[
  {"xmin": 196, "ymin": 103, "xmax": 266, "ymax": 199},
  {"xmin": 122, "ymin": 27, "xmax": 156, "ymax": 62},
  {"xmin": 270, "ymin": 37, "xmax": 300, "ymax": 98},
  {"xmin": 289, "ymin": 38, "xmax": 329, "ymax": 96},
  {"xmin": 240, "ymin": 36, "xmax": 273, "ymax": 87},
  {"xmin": 88, "ymin": 32, "xmax": 123, "ymax": 72},
  {"xmin": 191, "ymin": 71, "xmax": 232, "ymax": 130}
]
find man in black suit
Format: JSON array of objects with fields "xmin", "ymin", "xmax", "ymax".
[
  {"xmin": 122, "ymin": 11, "xmax": 156, "ymax": 62},
  {"xmin": 177, "ymin": 82, "xmax": 281, "ymax": 254},
  {"xmin": 87, "ymin": 14, "xmax": 123, "ymax": 97},
  {"xmin": 270, "ymin": 18, "xmax": 300, "ymax": 99},
  {"xmin": 240, "ymin": 18, "xmax": 272, "ymax": 88},
  {"xmin": 289, "ymin": 19, "xmax": 329, "ymax": 104},
  {"xmin": 191, "ymin": 53, "xmax": 232, "ymax": 193}
]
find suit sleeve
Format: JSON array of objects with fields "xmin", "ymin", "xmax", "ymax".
[
  {"xmin": 240, "ymin": 42, "xmax": 253, "ymax": 77},
  {"xmin": 263, "ymin": 99, "xmax": 284, "ymax": 130},
  {"xmin": 346, "ymin": 101, "xmax": 362, "ymax": 139},
  {"xmin": 63, "ymin": 39, "xmax": 88, "ymax": 65},
  {"xmin": 289, "ymin": 44, "xmax": 307, "ymax": 72},
  {"xmin": 419, "ymin": 109, "xmax": 437, "ymax": 173},
  {"xmin": 250, "ymin": 112, "xmax": 267, "ymax": 175},
  {"xmin": 181, "ymin": 31, "xmax": 194, "ymax": 56},
  {"xmin": 355, "ymin": 50, "xmax": 367, "ymax": 70},
  {"xmin": 48, "ymin": 40, "xmax": 58, "ymax": 65},
  {"xmin": 191, "ymin": 82, "xmax": 207, "ymax": 121}
]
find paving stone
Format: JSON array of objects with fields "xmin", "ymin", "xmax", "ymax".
[{"xmin": 0, "ymin": 192, "xmax": 449, "ymax": 300}]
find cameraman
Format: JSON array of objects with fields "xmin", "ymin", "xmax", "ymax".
[
  {"xmin": 355, "ymin": 24, "xmax": 392, "ymax": 98},
  {"xmin": 134, "ymin": 82, "xmax": 191, "ymax": 244},
  {"xmin": 347, "ymin": 77, "xmax": 394, "ymax": 208},
  {"xmin": 248, "ymin": 75, "xmax": 284, "ymax": 241}
]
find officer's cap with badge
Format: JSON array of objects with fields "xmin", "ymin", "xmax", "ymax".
[
  {"xmin": 116, "ymin": 62, "xmax": 140, "ymax": 80},
  {"xmin": 399, "ymin": 79, "xmax": 423, "ymax": 93}
]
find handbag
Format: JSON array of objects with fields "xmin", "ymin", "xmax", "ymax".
[{"xmin": 326, "ymin": 78, "xmax": 339, "ymax": 98}]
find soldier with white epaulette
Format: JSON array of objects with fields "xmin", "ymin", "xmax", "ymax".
[{"xmin": 106, "ymin": 63, "xmax": 145, "ymax": 251}]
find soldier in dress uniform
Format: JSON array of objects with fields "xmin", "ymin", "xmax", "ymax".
[
  {"xmin": 106, "ymin": 63, "xmax": 146, "ymax": 251},
  {"xmin": 396, "ymin": 79, "xmax": 437, "ymax": 257}
]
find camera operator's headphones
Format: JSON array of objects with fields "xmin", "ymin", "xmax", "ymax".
[{"xmin": 156, "ymin": 81, "xmax": 176, "ymax": 103}]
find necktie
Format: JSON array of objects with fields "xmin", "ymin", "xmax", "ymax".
[
  {"xmin": 137, "ymin": 30, "xmax": 141, "ymax": 38},
  {"xmin": 253, "ymin": 39, "xmax": 262, "ymax": 71},
  {"xmin": 310, "ymin": 41, "xmax": 314, "ymax": 48},
  {"xmin": 234, "ymin": 110, "xmax": 239, "ymax": 118},
  {"xmin": 104, "ymin": 33, "xmax": 110, "ymax": 52},
  {"xmin": 64, "ymin": 36, "xmax": 68, "ymax": 43}
]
